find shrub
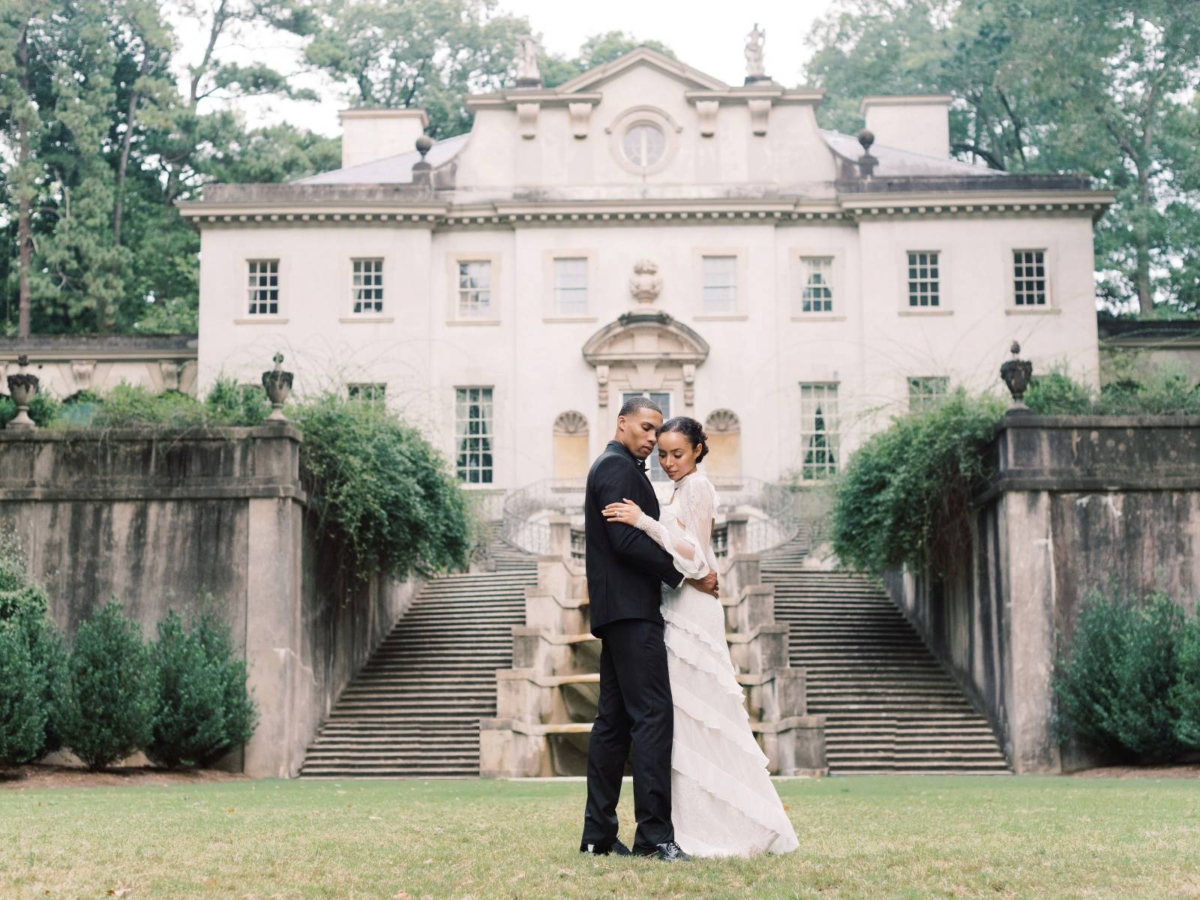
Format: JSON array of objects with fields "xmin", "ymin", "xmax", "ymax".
[
  {"xmin": 56, "ymin": 601, "xmax": 156, "ymax": 770},
  {"xmin": 1025, "ymin": 370, "xmax": 1094, "ymax": 415},
  {"xmin": 1026, "ymin": 366, "xmax": 1200, "ymax": 416},
  {"xmin": 0, "ymin": 529, "xmax": 68, "ymax": 757},
  {"xmin": 147, "ymin": 610, "xmax": 257, "ymax": 768},
  {"xmin": 1173, "ymin": 618, "xmax": 1200, "ymax": 750},
  {"xmin": 87, "ymin": 383, "xmax": 208, "ymax": 429},
  {"xmin": 830, "ymin": 389, "xmax": 1005, "ymax": 575},
  {"xmin": 0, "ymin": 623, "xmax": 47, "ymax": 766},
  {"xmin": 291, "ymin": 393, "xmax": 472, "ymax": 582},
  {"xmin": 1054, "ymin": 592, "xmax": 1189, "ymax": 762},
  {"xmin": 203, "ymin": 377, "xmax": 269, "ymax": 426}
]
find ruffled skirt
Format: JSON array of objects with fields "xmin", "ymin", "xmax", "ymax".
[{"xmin": 662, "ymin": 585, "xmax": 800, "ymax": 857}]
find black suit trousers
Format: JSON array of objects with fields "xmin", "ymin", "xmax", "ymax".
[{"xmin": 580, "ymin": 618, "xmax": 674, "ymax": 851}]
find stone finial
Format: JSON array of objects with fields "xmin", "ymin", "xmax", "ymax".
[
  {"xmin": 1000, "ymin": 340, "xmax": 1033, "ymax": 413},
  {"xmin": 413, "ymin": 134, "xmax": 434, "ymax": 186},
  {"xmin": 629, "ymin": 259, "xmax": 663, "ymax": 307},
  {"xmin": 857, "ymin": 129, "xmax": 879, "ymax": 178},
  {"xmin": 262, "ymin": 351, "xmax": 294, "ymax": 421},
  {"xmin": 415, "ymin": 134, "xmax": 433, "ymax": 159},
  {"xmin": 515, "ymin": 33, "xmax": 543, "ymax": 88},
  {"xmin": 744, "ymin": 23, "xmax": 769, "ymax": 84}
]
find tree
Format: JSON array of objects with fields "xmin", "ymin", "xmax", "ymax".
[
  {"xmin": 804, "ymin": 0, "xmax": 1200, "ymax": 317},
  {"xmin": 304, "ymin": 0, "xmax": 528, "ymax": 137}
]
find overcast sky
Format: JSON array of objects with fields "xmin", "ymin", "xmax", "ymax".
[{"xmin": 174, "ymin": 0, "xmax": 837, "ymax": 137}]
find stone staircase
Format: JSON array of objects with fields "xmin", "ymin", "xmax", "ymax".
[
  {"xmin": 299, "ymin": 551, "xmax": 537, "ymax": 778},
  {"xmin": 764, "ymin": 540, "xmax": 1011, "ymax": 776}
]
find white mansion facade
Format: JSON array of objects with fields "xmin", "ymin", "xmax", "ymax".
[{"xmin": 182, "ymin": 48, "xmax": 1112, "ymax": 494}]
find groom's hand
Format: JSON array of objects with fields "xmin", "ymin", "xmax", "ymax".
[{"xmin": 688, "ymin": 571, "xmax": 719, "ymax": 598}]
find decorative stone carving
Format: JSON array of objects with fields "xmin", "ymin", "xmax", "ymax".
[
  {"xmin": 748, "ymin": 98, "xmax": 771, "ymax": 136},
  {"xmin": 71, "ymin": 359, "xmax": 96, "ymax": 393},
  {"xmin": 744, "ymin": 23, "xmax": 769, "ymax": 83},
  {"xmin": 515, "ymin": 34, "xmax": 542, "ymax": 87},
  {"xmin": 553, "ymin": 411, "xmax": 589, "ymax": 435},
  {"xmin": 516, "ymin": 101, "xmax": 540, "ymax": 140},
  {"xmin": 159, "ymin": 359, "xmax": 181, "ymax": 392},
  {"xmin": 683, "ymin": 363, "xmax": 696, "ymax": 408},
  {"xmin": 596, "ymin": 365, "xmax": 609, "ymax": 408},
  {"xmin": 567, "ymin": 102, "xmax": 593, "ymax": 139},
  {"xmin": 696, "ymin": 100, "xmax": 719, "ymax": 138},
  {"xmin": 706, "ymin": 409, "xmax": 741, "ymax": 433},
  {"xmin": 629, "ymin": 259, "xmax": 663, "ymax": 307}
]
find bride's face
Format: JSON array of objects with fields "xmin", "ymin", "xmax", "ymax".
[{"xmin": 656, "ymin": 431, "xmax": 702, "ymax": 481}]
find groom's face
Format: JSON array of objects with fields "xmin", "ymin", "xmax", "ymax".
[{"xmin": 618, "ymin": 409, "xmax": 664, "ymax": 459}]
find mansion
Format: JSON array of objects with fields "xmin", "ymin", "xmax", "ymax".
[{"xmin": 177, "ymin": 47, "xmax": 1112, "ymax": 494}]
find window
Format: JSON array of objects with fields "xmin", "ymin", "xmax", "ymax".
[
  {"xmin": 553, "ymin": 411, "xmax": 589, "ymax": 482},
  {"xmin": 348, "ymin": 383, "xmax": 386, "ymax": 402},
  {"xmin": 704, "ymin": 409, "xmax": 742, "ymax": 482},
  {"xmin": 352, "ymin": 259, "xmax": 383, "ymax": 314},
  {"xmin": 1013, "ymin": 250, "xmax": 1047, "ymax": 306},
  {"xmin": 622, "ymin": 123, "xmax": 666, "ymax": 168},
  {"xmin": 457, "ymin": 261, "xmax": 492, "ymax": 318},
  {"xmin": 553, "ymin": 258, "xmax": 588, "ymax": 316},
  {"xmin": 455, "ymin": 387, "xmax": 494, "ymax": 484},
  {"xmin": 906, "ymin": 252, "xmax": 940, "ymax": 307},
  {"xmin": 701, "ymin": 256, "xmax": 737, "ymax": 314},
  {"xmin": 908, "ymin": 376, "xmax": 948, "ymax": 412},
  {"xmin": 622, "ymin": 391, "xmax": 672, "ymax": 483},
  {"xmin": 800, "ymin": 257, "xmax": 834, "ymax": 313},
  {"xmin": 799, "ymin": 384, "xmax": 838, "ymax": 481},
  {"xmin": 247, "ymin": 260, "xmax": 279, "ymax": 316}
]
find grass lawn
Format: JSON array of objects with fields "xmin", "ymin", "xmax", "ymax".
[{"xmin": 2, "ymin": 775, "xmax": 1199, "ymax": 899}]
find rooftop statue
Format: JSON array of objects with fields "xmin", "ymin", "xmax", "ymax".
[
  {"xmin": 515, "ymin": 33, "xmax": 542, "ymax": 86},
  {"xmin": 745, "ymin": 23, "xmax": 767, "ymax": 81}
]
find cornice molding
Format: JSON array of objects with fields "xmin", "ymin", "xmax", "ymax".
[{"xmin": 178, "ymin": 190, "xmax": 1115, "ymax": 229}]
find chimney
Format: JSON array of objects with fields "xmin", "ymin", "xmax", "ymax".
[
  {"xmin": 338, "ymin": 108, "xmax": 429, "ymax": 169},
  {"xmin": 859, "ymin": 95, "xmax": 952, "ymax": 159}
]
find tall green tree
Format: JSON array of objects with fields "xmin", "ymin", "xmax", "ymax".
[
  {"xmin": 303, "ymin": 0, "xmax": 528, "ymax": 137},
  {"xmin": 804, "ymin": 0, "xmax": 1200, "ymax": 317}
]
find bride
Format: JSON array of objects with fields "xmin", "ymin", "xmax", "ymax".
[{"xmin": 603, "ymin": 416, "xmax": 799, "ymax": 858}]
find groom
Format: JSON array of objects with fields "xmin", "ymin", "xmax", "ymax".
[{"xmin": 578, "ymin": 396, "xmax": 718, "ymax": 861}]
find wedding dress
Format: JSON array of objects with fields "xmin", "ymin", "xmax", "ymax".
[{"xmin": 635, "ymin": 470, "xmax": 799, "ymax": 857}]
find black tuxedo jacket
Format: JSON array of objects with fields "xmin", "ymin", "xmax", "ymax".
[{"xmin": 584, "ymin": 440, "xmax": 685, "ymax": 637}]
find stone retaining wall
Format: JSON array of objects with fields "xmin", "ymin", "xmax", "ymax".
[{"xmin": 0, "ymin": 423, "xmax": 417, "ymax": 777}]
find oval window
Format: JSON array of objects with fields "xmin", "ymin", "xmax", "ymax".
[{"xmin": 622, "ymin": 123, "xmax": 666, "ymax": 168}]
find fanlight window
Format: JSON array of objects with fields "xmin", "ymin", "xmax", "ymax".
[{"xmin": 623, "ymin": 123, "xmax": 666, "ymax": 168}]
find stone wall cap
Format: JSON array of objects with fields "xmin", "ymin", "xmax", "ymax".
[
  {"xmin": 0, "ymin": 423, "xmax": 303, "ymax": 442},
  {"xmin": 997, "ymin": 415, "xmax": 1200, "ymax": 430}
]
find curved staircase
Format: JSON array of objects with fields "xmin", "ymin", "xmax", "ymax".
[
  {"xmin": 299, "ymin": 552, "xmax": 537, "ymax": 778},
  {"xmin": 764, "ymin": 539, "xmax": 1010, "ymax": 775}
]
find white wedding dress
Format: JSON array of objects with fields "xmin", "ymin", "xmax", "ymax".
[{"xmin": 635, "ymin": 470, "xmax": 799, "ymax": 857}]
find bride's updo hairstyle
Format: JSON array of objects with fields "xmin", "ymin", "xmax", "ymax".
[{"xmin": 658, "ymin": 416, "xmax": 709, "ymax": 463}]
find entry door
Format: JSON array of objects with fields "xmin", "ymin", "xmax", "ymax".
[{"xmin": 622, "ymin": 391, "xmax": 672, "ymax": 482}]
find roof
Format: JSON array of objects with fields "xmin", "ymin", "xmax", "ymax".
[
  {"xmin": 822, "ymin": 130, "xmax": 999, "ymax": 179},
  {"xmin": 296, "ymin": 134, "xmax": 469, "ymax": 186}
]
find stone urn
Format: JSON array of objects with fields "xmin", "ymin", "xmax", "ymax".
[
  {"xmin": 262, "ymin": 351, "xmax": 293, "ymax": 421},
  {"xmin": 6, "ymin": 354, "xmax": 39, "ymax": 431},
  {"xmin": 629, "ymin": 259, "xmax": 663, "ymax": 307},
  {"xmin": 1000, "ymin": 341, "xmax": 1033, "ymax": 412}
]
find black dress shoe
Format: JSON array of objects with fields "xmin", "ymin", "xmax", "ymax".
[
  {"xmin": 579, "ymin": 839, "xmax": 632, "ymax": 856},
  {"xmin": 633, "ymin": 840, "xmax": 691, "ymax": 861}
]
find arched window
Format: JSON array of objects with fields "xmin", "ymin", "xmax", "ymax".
[
  {"xmin": 704, "ymin": 409, "xmax": 741, "ymax": 482},
  {"xmin": 553, "ymin": 411, "xmax": 589, "ymax": 482}
]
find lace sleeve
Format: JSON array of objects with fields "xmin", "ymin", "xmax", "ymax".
[
  {"xmin": 676, "ymin": 474, "xmax": 716, "ymax": 550},
  {"xmin": 634, "ymin": 508, "xmax": 710, "ymax": 580}
]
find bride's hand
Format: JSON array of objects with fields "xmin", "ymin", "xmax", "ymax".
[{"xmin": 603, "ymin": 498, "xmax": 643, "ymax": 526}]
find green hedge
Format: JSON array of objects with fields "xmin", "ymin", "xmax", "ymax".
[
  {"xmin": 1054, "ymin": 591, "xmax": 1200, "ymax": 762},
  {"xmin": 830, "ymin": 389, "xmax": 1005, "ymax": 576},
  {"xmin": 831, "ymin": 367, "xmax": 1200, "ymax": 578}
]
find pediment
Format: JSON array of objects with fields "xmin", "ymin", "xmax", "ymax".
[
  {"xmin": 555, "ymin": 48, "xmax": 728, "ymax": 96},
  {"xmin": 582, "ymin": 312, "xmax": 710, "ymax": 366}
]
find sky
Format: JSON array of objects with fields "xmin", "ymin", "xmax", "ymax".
[{"xmin": 173, "ymin": 0, "xmax": 838, "ymax": 137}]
